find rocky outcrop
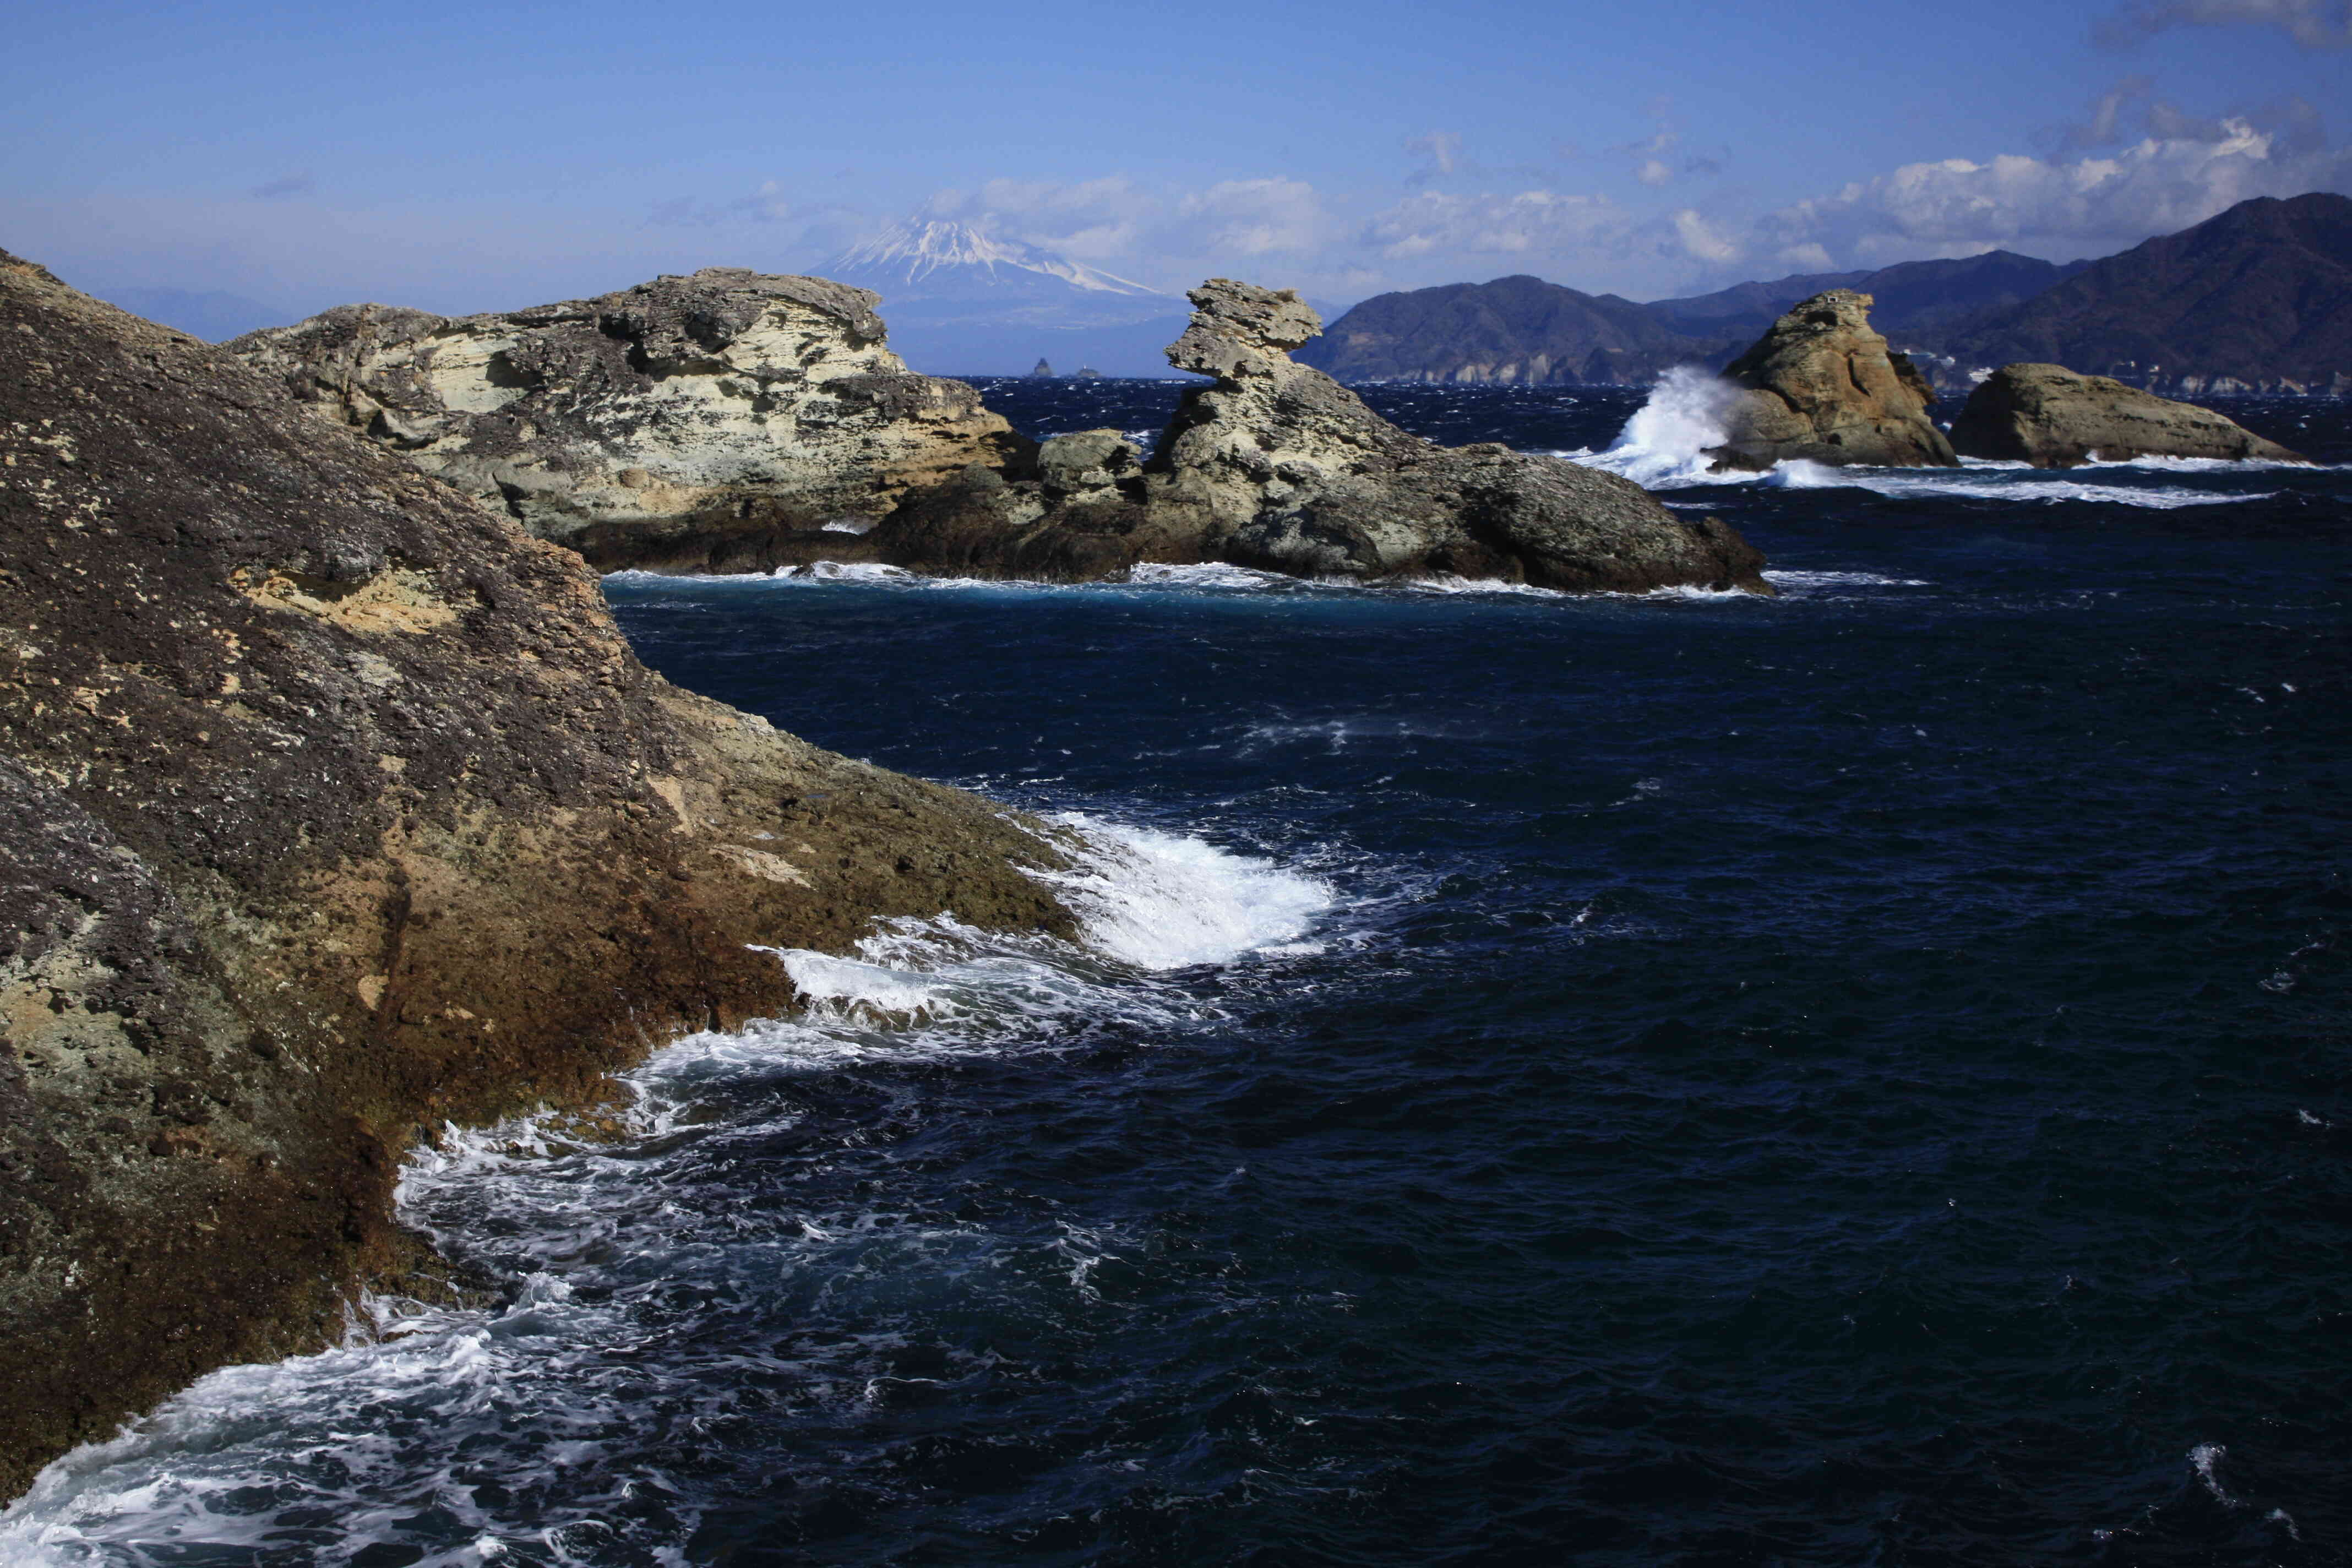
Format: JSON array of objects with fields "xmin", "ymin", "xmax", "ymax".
[
  {"xmin": 1707, "ymin": 290, "xmax": 1958, "ymax": 470},
  {"xmin": 0, "ymin": 250, "xmax": 1073, "ymax": 1495},
  {"xmin": 847, "ymin": 280, "xmax": 1770, "ymax": 595},
  {"xmin": 1949, "ymin": 363, "xmax": 2310, "ymax": 467},
  {"xmin": 228, "ymin": 270, "xmax": 1028, "ymax": 573}
]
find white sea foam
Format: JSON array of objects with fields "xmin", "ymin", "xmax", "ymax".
[
  {"xmin": 1763, "ymin": 570, "xmax": 1932, "ymax": 590},
  {"xmin": 0, "ymin": 810, "xmax": 1333, "ymax": 1564},
  {"xmin": 1569, "ymin": 364, "xmax": 1744, "ymax": 489},
  {"xmin": 1125, "ymin": 561, "xmax": 1298, "ymax": 592},
  {"xmin": 1026, "ymin": 813, "xmax": 1331, "ymax": 971},
  {"xmin": 1763, "ymin": 459, "xmax": 2269, "ymax": 509},
  {"xmin": 2189, "ymin": 1442, "xmax": 2241, "ymax": 1507},
  {"xmin": 1556, "ymin": 369, "xmax": 2305, "ymax": 507}
]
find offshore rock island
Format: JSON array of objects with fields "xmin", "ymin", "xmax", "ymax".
[
  {"xmin": 249, "ymin": 275, "xmax": 1770, "ymax": 596},
  {"xmin": 0, "ymin": 250, "xmax": 1076, "ymax": 1494},
  {"xmin": 1701, "ymin": 288, "xmax": 2307, "ymax": 472}
]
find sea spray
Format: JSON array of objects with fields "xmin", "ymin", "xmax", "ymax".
[{"xmin": 1572, "ymin": 364, "xmax": 1744, "ymax": 488}]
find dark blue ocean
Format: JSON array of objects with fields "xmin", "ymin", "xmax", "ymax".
[{"xmin": 7, "ymin": 386, "xmax": 2349, "ymax": 1567}]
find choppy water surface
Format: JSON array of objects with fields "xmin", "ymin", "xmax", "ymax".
[{"xmin": 7, "ymin": 388, "xmax": 2349, "ymax": 1566}]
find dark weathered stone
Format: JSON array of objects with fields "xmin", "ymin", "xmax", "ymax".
[
  {"xmin": 0, "ymin": 249, "xmax": 1072, "ymax": 1495},
  {"xmin": 1233, "ymin": 444, "xmax": 1766, "ymax": 592},
  {"xmin": 1949, "ymin": 363, "xmax": 2311, "ymax": 467}
]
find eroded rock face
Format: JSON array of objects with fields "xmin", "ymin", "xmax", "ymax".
[
  {"xmin": 833, "ymin": 280, "xmax": 1770, "ymax": 595},
  {"xmin": 1949, "ymin": 363, "xmax": 2310, "ymax": 467},
  {"xmin": 228, "ymin": 270, "xmax": 1028, "ymax": 572},
  {"xmin": 1709, "ymin": 289, "xmax": 1958, "ymax": 469},
  {"xmin": 0, "ymin": 251, "xmax": 1070, "ymax": 1495}
]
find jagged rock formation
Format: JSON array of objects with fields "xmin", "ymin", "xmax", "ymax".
[
  {"xmin": 228, "ymin": 270, "xmax": 1027, "ymax": 573},
  {"xmin": 0, "ymin": 250, "xmax": 1072, "ymax": 1496},
  {"xmin": 1707, "ymin": 290, "xmax": 1958, "ymax": 470},
  {"xmin": 838, "ymin": 280, "xmax": 1769, "ymax": 594},
  {"xmin": 1945, "ymin": 194, "xmax": 2352, "ymax": 395},
  {"xmin": 1950, "ymin": 364, "xmax": 2310, "ymax": 467}
]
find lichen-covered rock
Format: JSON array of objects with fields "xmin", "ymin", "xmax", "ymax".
[
  {"xmin": 1708, "ymin": 289, "xmax": 1958, "ymax": 470},
  {"xmin": 228, "ymin": 270, "xmax": 1029, "ymax": 571},
  {"xmin": 1232, "ymin": 443, "xmax": 1766, "ymax": 591},
  {"xmin": 1144, "ymin": 280, "xmax": 1432, "ymax": 537},
  {"xmin": 1948, "ymin": 363, "xmax": 2310, "ymax": 467},
  {"xmin": 0, "ymin": 250, "xmax": 1071, "ymax": 1495},
  {"xmin": 823, "ymin": 280, "xmax": 1770, "ymax": 595},
  {"xmin": 1036, "ymin": 428, "xmax": 1142, "ymax": 496}
]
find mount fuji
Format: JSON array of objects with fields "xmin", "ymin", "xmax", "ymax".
[{"xmin": 820, "ymin": 219, "xmax": 1190, "ymax": 378}]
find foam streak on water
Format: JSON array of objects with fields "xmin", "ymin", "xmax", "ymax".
[{"xmin": 0, "ymin": 819, "xmax": 1333, "ymax": 1567}]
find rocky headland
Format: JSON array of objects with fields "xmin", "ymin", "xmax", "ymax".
[
  {"xmin": 0, "ymin": 250, "xmax": 1074, "ymax": 1495},
  {"xmin": 1706, "ymin": 290, "xmax": 1957, "ymax": 471},
  {"xmin": 843, "ymin": 280, "xmax": 1771, "ymax": 594},
  {"xmin": 230, "ymin": 270, "xmax": 1027, "ymax": 574},
  {"xmin": 1949, "ymin": 363, "xmax": 2310, "ymax": 467}
]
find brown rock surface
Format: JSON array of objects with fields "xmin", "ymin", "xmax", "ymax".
[
  {"xmin": 227, "ymin": 270, "xmax": 1030, "ymax": 573},
  {"xmin": 1948, "ymin": 363, "xmax": 2310, "ymax": 467},
  {"xmin": 0, "ymin": 250, "xmax": 1072, "ymax": 1496},
  {"xmin": 1709, "ymin": 289, "xmax": 1958, "ymax": 469}
]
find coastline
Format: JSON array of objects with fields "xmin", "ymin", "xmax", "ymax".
[{"xmin": 0, "ymin": 252, "xmax": 1077, "ymax": 1498}]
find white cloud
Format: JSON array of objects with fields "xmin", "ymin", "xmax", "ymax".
[
  {"xmin": 1743, "ymin": 116, "xmax": 2352, "ymax": 269},
  {"xmin": 2094, "ymin": 0, "xmax": 2352, "ymax": 48},
  {"xmin": 1404, "ymin": 130, "xmax": 1464, "ymax": 179},
  {"xmin": 1358, "ymin": 189, "xmax": 1636, "ymax": 263},
  {"xmin": 1670, "ymin": 210, "xmax": 1739, "ymax": 263}
]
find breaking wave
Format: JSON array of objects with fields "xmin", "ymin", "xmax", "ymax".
[{"xmin": 0, "ymin": 815, "xmax": 1332, "ymax": 1566}]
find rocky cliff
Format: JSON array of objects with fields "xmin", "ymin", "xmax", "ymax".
[
  {"xmin": 1709, "ymin": 290, "xmax": 1958, "ymax": 470},
  {"xmin": 0, "ymin": 250, "xmax": 1071, "ymax": 1495},
  {"xmin": 843, "ymin": 280, "xmax": 1770, "ymax": 594},
  {"xmin": 1949, "ymin": 363, "xmax": 2310, "ymax": 467},
  {"xmin": 229, "ymin": 270, "xmax": 1028, "ymax": 573}
]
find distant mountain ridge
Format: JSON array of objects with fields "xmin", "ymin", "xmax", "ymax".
[
  {"xmin": 1293, "ymin": 274, "xmax": 1703, "ymax": 388},
  {"xmin": 1651, "ymin": 251, "xmax": 2090, "ymax": 347},
  {"xmin": 1944, "ymin": 194, "xmax": 2352, "ymax": 395},
  {"xmin": 1298, "ymin": 194, "xmax": 2351, "ymax": 395}
]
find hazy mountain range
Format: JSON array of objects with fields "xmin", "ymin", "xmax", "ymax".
[
  {"xmin": 80, "ymin": 195, "xmax": 2352, "ymax": 394},
  {"xmin": 1299, "ymin": 194, "xmax": 2352, "ymax": 397}
]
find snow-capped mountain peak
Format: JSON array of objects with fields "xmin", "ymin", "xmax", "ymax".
[{"xmin": 826, "ymin": 219, "xmax": 1164, "ymax": 299}]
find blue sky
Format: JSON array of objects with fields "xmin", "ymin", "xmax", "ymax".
[{"xmin": 4, "ymin": 0, "xmax": 2347, "ymax": 318}]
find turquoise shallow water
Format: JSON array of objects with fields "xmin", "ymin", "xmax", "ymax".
[{"xmin": 6, "ymin": 389, "xmax": 2347, "ymax": 1566}]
